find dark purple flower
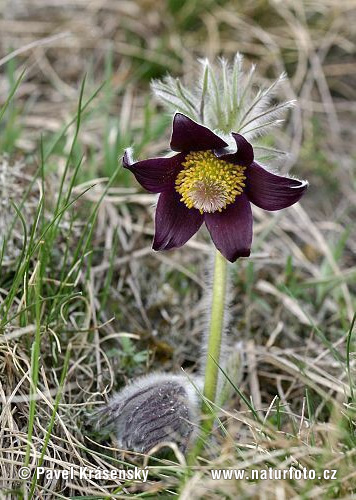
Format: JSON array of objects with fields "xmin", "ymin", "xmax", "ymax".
[{"xmin": 123, "ymin": 113, "xmax": 308, "ymax": 262}]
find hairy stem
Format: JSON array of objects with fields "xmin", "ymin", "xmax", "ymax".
[
  {"xmin": 188, "ymin": 249, "xmax": 228, "ymax": 463},
  {"xmin": 203, "ymin": 250, "xmax": 228, "ymax": 402}
]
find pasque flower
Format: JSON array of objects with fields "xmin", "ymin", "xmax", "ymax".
[
  {"xmin": 97, "ymin": 373, "xmax": 198, "ymax": 453},
  {"xmin": 123, "ymin": 113, "xmax": 308, "ymax": 262}
]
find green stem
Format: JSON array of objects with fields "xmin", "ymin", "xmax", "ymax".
[
  {"xmin": 203, "ymin": 250, "xmax": 228, "ymax": 403},
  {"xmin": 188, "ymin": 249, "xmax": 228, "ymax": 463}
]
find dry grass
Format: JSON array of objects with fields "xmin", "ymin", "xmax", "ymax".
[{"xmin": 0, "ymin": 0, "xmax": 355, "ymax": 498}]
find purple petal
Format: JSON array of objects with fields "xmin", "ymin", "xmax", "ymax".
[
  {"xmin": 204, "ymin": 194, "xmax": 253, "ymax": 262},
  {"xmin": 123, "ymin": 150, "xmax": 185, "ymax": 193},
  {"xmin": 170, "ymin": 113, "xmax": 228, "ymax": 152},
  {"xmin": 153, "ymin": 189, "xmax": 204, "ymax": 250},
  {"xmin": 246, "ymin": 162, "xmax": 308, "ymax": 211},
  {"xmin": 217, "ymin": 133, "xmax": 254, "ymax": 166}
]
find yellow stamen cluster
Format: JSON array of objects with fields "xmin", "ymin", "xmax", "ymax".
[{"xmin": 175, "ymin": 150, "xmax": 246, "ymax": 214}]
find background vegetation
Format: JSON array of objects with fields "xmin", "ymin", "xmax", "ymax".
[{"xmin": 0, "ymin": 0, "xmax": 355, "ymax": 498}]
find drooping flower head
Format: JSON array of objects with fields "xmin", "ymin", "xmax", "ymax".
[
  {"xmin": 123, "ymin": 112, "xmax": 308, "ymax": 262},
  {"xmin": 96, "ymin": 373, "xmax": 198, "ymax": 454}
]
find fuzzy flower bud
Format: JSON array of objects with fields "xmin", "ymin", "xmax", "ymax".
[{"xmin": 97, "ymin": 373, "xmax": 199, "ymax": 454}]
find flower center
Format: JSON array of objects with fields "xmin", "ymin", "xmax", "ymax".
[{"xmin": 175, "ymin": 150, "xmax": 246, "ymax": 214}]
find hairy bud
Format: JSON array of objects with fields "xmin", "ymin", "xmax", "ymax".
[{"xmin": 97, "ymin": 373, "xmax": 199, "ymax": 454}]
